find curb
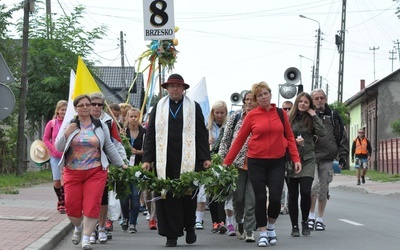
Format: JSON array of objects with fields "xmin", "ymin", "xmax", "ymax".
[{"xmin": 25, "ymin": 218, "xmax": 73, "ymax": 250}]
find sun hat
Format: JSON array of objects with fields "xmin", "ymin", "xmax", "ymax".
[
  {"xmin": 161, "ymin": 74, "xmax": 190, "ymax": 89},
  {"xmin": 30, "ymin": 140, "xmax": 51, "ymax": 164}
]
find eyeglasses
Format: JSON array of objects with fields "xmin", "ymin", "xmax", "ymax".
[
  {"xmin": 358, "ymin": 132, "xmax": 364, "ymax": 134},
  {"xmin": 91, "ymin": 103, "xmax": 104, "ymax": 107},
  {"xmin": 283, "ymin": 107, "xmax": 291, "ymax": 111},
  {"xmin": 313, "ymin": 96, "xmax": 325, "ymax": 101},
  {"xmin": 76, "ymin": 103, "xmax": 91, "ymax": 108}
]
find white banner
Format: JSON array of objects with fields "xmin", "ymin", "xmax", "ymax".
[{"xmin": 143, "ymin": 0, "xmax": 175, "ymax": 40}]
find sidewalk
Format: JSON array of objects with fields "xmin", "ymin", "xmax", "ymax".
[
  {"xmin": 0, "ymin": 175, "xmax": 399, "ymax": 250},
  {"xmin": 0, "ymin": 183, "xmax": 72, "ymax": 250}
]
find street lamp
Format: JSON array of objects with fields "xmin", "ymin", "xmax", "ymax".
[
  {"xmin": 299, "ymin": 15, "xmax": 321, "ymax": 90},
  {"xmin": 299, "ymin": 55, "xmax": 315, "ymax": 91}
]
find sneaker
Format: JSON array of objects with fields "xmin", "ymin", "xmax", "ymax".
[
  {"xmin": 149, "ymin": 219, "xmax": 157, "ymax": 230},
  {"xmin": 257, "ymin": 236, "xmax": 268, "ymax": 247},
  {"xmin": 121, "ymin": 218, "xmax": 129, "ymax": 231},
  {"xmin": 315, "ymin": 221, "xmax": 326, "ymax": 231},
  {"xmin": 211, "ymin": 222, "xmax": 220, "ymax": 233},
  {"xmin": 139, "ymin": 205, "xmax": 145, "ymax": 212},
  {"xmin": 302, "ymin": 222, "xmax": 311, "ymax": 236},
  {"xmin": 237, "ymin": 223, "xmax": 245, "ymax": 240},
  {"xmin": 105, "ymin": 219, "xmax": 113, "ymax": 231},
  {"xmin": 307, "ymin": 219, "xmax": 315, "ymax": 230},
  {"xmin": 195, "ymin": 221, "xmax": 204, "ymax": 230},
  {"xmin": 143, "ymin": 209, "xmax": 148, "ymax": 216},
  {"xmin": 267, "ymin": 229, "xmax": 277, "ymax": 245},
  {"xmin": 218, "ymin": 222, "xmax": 227, "ymax": 234},
  {"xmin": 128, "ymin": 224, "xmax": 137, "ymax": 234},
  {"xmin": 357, "ymin": 180, "xmax": 361, "ymax": 185},
  {"xmin": 361, "ymin": 175, "xmax": 366, "ymax": 184},
  {"xmin": 146, "ymin": 214, "xmax": 151, "ymax": 221},
  {"xmin": 291, "ymin": 226, "xmax": 300, "ymax": 237},
  {"xmin": 227, "ymin": 224, "xmax": 236, "ymax": 236},
  {"xmin": 245, "ymin": 231, "xmax": 255, "ymax": 242},
  {"xmin": 280, "ymin": 205, "xmax": 288, "ymax": 215}
]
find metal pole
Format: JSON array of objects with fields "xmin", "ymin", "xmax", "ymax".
[
  {"xmin": 315, "ymin": 27, "xmax": 321, "ymax": 90},
  {"xmin": 299, "ymin": 15, "xmax": 321, "ymax": 90}
]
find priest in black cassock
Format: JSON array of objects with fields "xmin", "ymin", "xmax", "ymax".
[{"xmin": 142, "ymin": 73, "xmax": 211, "ymax": 247}]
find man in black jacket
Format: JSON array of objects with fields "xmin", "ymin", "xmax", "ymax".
[{"xmin": 307, "ymin": 89, "xmax": 349, "ymax": 231}]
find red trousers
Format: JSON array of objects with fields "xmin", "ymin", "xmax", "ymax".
[{"xmin": 63, "ymin": 167, "xmax": 107, "ymax": 218}]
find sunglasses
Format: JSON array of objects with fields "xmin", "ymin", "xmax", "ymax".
[
  {"xmin": 358, "ymin": 132, "xmax": 364, "ymax": 134},
  {"xmin": 283, "ymin": 107, "xmax": 291, "ymax": 111},
  {"xmin": 313, "ymin": 96, "xmax": 325, "ymax": 101},
  {"xmin": 91, "ymin": 103, "xmax": 104, "ymax": 107}
]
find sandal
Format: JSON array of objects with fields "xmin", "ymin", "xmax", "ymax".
[
  {"xmin": 89, "ymin": 232, "xmax": 97, "ymax": 244},
  {"xmin": 72, "ymin": 230, "xmax": 82, "ymax": 245},
  {"xmin": 307, "ymin": 219, "xmax": 315, "ymax": 230},
  {"xmin": 98, "ymin": 230, "xmax": 108, "ymax": 244},
  {"xmin": 257, "ymin": 236, "xmax": 268, "ymax": 247},
  {"xmin": 315, "ymin": 221, "xmax": 326, "ymax": 231},
  {"xmin": 267, "ymin": 229, "xmax": 277, "ymax": 245},
  {"xmin": 82, "ymin": 241, "xmax": 92, "ymax": 250}
]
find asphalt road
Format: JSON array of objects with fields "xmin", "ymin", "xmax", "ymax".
[{"xmin": 55, "ymin": 187, "xmax": 400, "ymax": 249}]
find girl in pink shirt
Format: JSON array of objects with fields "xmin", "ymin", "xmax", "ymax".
[{"xmin": 42, "ymin": 100, "xmax": 67, "ymax": 214}]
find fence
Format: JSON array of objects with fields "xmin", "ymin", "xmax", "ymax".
[{"xmin": 378, "ymin": 138, "xmax": 400, "ymax": 174}]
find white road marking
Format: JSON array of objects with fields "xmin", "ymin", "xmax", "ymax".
[{"xmin": 338, "ymin": 219, "xmax": 364, "ymax": 226}]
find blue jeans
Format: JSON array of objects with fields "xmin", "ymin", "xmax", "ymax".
[{"xmin": 120, "ymin": 184, "xmax": 141, "ymax": 225}]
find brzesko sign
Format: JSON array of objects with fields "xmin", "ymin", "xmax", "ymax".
[{"xmin": 143, "ymin": 0, "xmax": 175, "ymax": 40}]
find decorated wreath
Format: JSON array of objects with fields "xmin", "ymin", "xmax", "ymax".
[{"xmin": 108, "ymin": 154, "xmax": 238, "ymax": 201}]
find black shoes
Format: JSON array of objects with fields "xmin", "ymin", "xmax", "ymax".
[
  {"xmin": 166, "ymin": 238, "xmax": 177, "ymax": 247},
  {"xmin": 186, "ymin": 228, "xmax": 197, "ymax": 244},
  {"xmin": 361, "ymin": 175, "xmax": 366, "ymax": 184},
  {"xmin": 302, "ymin": 222, "xmax": 311, "ymax": 236},
  {"xmin": 291, "ymin": 225, "xmax": 300, "ymax": 237}
]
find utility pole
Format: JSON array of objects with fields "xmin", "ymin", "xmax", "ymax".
[
  {"xmin": 394, "ymin": 39, "xmax": 400, "ymax": 66},
  {"xmin": 315, "ymin": 26, "xmax": 321, "ymax": 90},
  {"xmin": 337, "ymin": 0, "xmax": 347, "ymax": 103},
  {"xmin": 119, "ymin": 31, "xmax": 127, "ymax": 101},
  {"xmin": 389, "ymin": 48, "xmax": 397, "ymax": 72},
  {"xmin": 299, "ymin": 15, "xmax": 321, "ymax": 90},
  {"xmin": 369, "ymin": 46, "xmax": 380, "ymax": 80},
  {"xmin": 17, "ymin": 0, "xmax": 31, "ymax": 175},
  {"xmin": 45, "ymin": 0, "xmax": 52, "ymax": 39}
]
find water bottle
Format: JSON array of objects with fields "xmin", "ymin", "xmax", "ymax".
[{"xmin": 129, "ymin": 154, "xmax": 136, "ymax": 166}]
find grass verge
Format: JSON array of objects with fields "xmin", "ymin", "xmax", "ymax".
[
  {"xmin": 0, "ymin": 169, "xmax": 52, "ymax": 194},
  {"xmin": 341, "ymin": 169, "xmax": 400, "ymax": 182}
]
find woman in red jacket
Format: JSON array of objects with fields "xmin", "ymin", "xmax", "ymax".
[{"xmin": 223, "ymin": 82, "xmax": 301, "ymax": 247}]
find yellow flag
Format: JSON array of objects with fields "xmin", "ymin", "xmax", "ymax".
[{"xmin": 72, "ymin": 56, "xmax": 101, "ymax": 99}]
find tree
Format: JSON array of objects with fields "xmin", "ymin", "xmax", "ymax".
[
  {"xmin": 0, "ymin": 1, "xmax": 22, "ymax": 173},
  {"xmin": 391, "ymin": 119, "xmax": 400, "ymax": 136},
  {"xmin": 15, "ymin": 4, "xmax": 107, "ymax": 130},
  {"xmin": 329, "ymin": 101, "xmax": 350, "ymax": 125}
]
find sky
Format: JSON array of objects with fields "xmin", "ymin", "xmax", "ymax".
[{"xmin": 6, "ymin": 0, "xmax": 400, "ymax": 110}]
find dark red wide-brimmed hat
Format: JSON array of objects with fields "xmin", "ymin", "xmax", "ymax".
[{"xmin": 161, "ymin": 74, "xmax": 190, "ymax": 89}]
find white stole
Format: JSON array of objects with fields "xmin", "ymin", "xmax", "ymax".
[{"xmin": 155, "ymin": 95, "xmax": 196, "ymax": 179}]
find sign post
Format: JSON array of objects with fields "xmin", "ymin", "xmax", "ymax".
[
  {"xmin": 143, "ymin": 0, "xmax": 175, "ymax": 41},
  {"xmin": 0, "ymin": 53, "xmax": 15, "ymax": 84}
]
